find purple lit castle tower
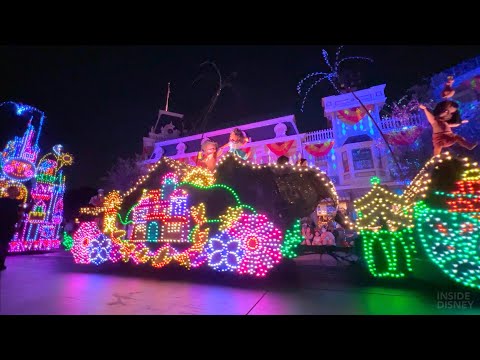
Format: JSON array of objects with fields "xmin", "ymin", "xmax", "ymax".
[
  {"xmin": 0, "ymin": 101, "xmax": 73, "ymax": 252},
  {"xmin": 1, "ymin": 120, "xmax": 40, "ymax": 183}
]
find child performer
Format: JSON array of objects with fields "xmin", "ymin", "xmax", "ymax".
[
  {"xmin": 197, "ymin": 139, "xmax": 219, "ymax": 172},
  {"xmin": 440, "ymin": 76, "xmax": 462, "ymax": 126},
  {"xmin": 419, "ymin": 102, "xmax": 476, "ymax": 156},
  {"xmin": 441, "ymin": 76, "xmax": 456, "ymax": 99}
]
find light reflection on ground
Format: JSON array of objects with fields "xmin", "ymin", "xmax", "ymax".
[{"xmin": 1, "ymin": 251, "xmax": 479, "ymax": 315}]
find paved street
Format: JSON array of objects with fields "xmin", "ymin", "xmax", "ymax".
[{"xmin": 1, "ymin": 251, "xmax": 480, "ymax": 315}]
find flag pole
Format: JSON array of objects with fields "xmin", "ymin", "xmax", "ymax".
[
  {"xmin": 153, "ymin": 82, "xmax": 171, "ymax": 133},
  {"xmin": 165, "ymin": 82, "xmax": 171, "ymax": 112}
]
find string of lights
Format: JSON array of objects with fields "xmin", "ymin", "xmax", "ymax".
[
  {"xmin": 355, "ymin": 153, "xmax": 480, "ymax": 288},
  {"xmin": 414, "ymin": 201, "xmax": 480, "ymax": 290},
  {"xmin": 70, "ymin": 149, "xmax": 341, "ymax": 277},
  {"xmin": 1, "ymin": 102, "xmax": 74, "ymax": 252},
  {"xmin": 361, "ymin": 228, "xmax": 415, "ymax": 278},
  {"xmin": 216, "ymin": 152, "xmax": 339, "ymax": 206},
  {"xmin": 280, "ymin": 219, "xmax": 303, "ymax": 259}
]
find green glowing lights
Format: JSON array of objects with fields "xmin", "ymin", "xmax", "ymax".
[
  {"xmin": 62, "ymin": 232, "xmax": 74, "ymax": 251},
  {"xmin": 370, "ymin": 176, "xmax": 381, "ymax": 185},
  {"xmin": 414, "ymin": 201, "xmax": 480, "ymax": 290},
  {"xmin": 361, "ymin": 228, "xmax": 416, "ymax": 278},
  {"xmin": 280, "ymin": 219, "xmax": 303, "ymax": 259}
]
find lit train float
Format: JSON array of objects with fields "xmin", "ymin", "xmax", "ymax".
[
  {"xmin": 71, "ymin": 153, "xmax": 339, "ymax": 277},
  {"xmin": 354, "ymin": 152, "xmax": 480, "ymax": 290}
]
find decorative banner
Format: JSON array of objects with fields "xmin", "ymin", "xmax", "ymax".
[
  {"xmin": 304, "ymin": 140, "xmax": 334, "ymax": 158},
  {"xmin": 177, "ymin": 155, "xmax": 198, "ymax": 165},
  {"xmin": 242, "ymin": 147, "xmax": 253, "ymax": 159},
  {"xmin": 336, "ymin": 104, "xmax": 375, "ymax": 125},
  {"xmin": 266, "ymin": 140, "xmax": 295, "ymax": 157},
  {"xmin": 185, "ymin": 155, "xmax": 198, "ymax": 165},
  {"xmin": 385, "ymin": 126, "xmax": 423, "ymax": 146}
]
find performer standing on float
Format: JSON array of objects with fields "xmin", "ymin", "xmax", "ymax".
[
  {"xmin": 218, "ymin": 128, "xmax": 250, "ymax": 160},
  {"xmin": 89, "ymin": 189, "xmax": 105, "ymax": 229},
  {"xmin": 196, "ymin": 129, "xmax": 250, "ymax": 171},
  {"xmin": 197, "ymin": 139, "xmax": 220, "ymax": 172},
  {"xmin": 440, "ymin": 75, "xmax": 463, "ymax": 126}
]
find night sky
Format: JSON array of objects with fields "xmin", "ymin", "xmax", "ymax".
[{"xmin": 1, "ymin": 45, "xmax": 479, "ymax": 189}]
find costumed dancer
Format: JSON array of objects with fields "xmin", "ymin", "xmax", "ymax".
[
  {"xmin": 89, "ymin": 189, "xmax": 105, "ymax": 229},
  {"xmin": 197, "ymin": 139, "xmax": 219, "ymax": 172},
  {"xmin": 219, "ymin": 128, "xmax": 250, "ymax": 160},
  {"xmin": 89, "ymin": 189, "xmax": 105, "ymax": 207},
  {"xmin": 419, "ymin": 102, "xmax": 477, "ymax": 156},
  {"xmin": 440, "ymin": 76, "xmax": 463, "ymax": 126},
  {"xmin": 441, "ymin": 76, "xmax": 456, "ymax": 99}
]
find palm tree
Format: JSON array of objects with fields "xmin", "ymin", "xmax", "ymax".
[{"xmin": 297, "ymin": 46, "xmax": 373, "ymax": 112}]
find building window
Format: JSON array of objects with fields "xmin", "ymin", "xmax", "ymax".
[
  {"xmin": 352, "ymin": 148, "xmax": 374, "ymax": 170},
  {"xmin": 342, "ymin": 151, "xmax": 349, "ymax": 172}
]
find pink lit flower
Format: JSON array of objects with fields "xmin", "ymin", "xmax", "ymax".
[
  {"xmin": 228, "ymin": 214, "xmax": 283, "ymax": 277},
  {"xmin": 71, "ymin": 222, "xmax": 101, "ymax": 264}
]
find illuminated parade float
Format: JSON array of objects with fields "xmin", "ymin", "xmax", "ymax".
[
  {"xmin": 352, "ymin": 56, "xmax": 480, "ymax": 290},
  {"xmin": 74, "ymin": 154, "xmax": 338, "ymax": 276},
  {"xmin": 355, "ymin": 154, "xmax": 480, "ymax": 290},
  {"xmin": 0, "ymin": 101, "xmax": 73, "ymax": 252},
  {"xmin": 69, "ymin": 54, "xmax": 480, "ymax": 289}
]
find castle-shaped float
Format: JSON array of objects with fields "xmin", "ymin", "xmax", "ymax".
[{"xmin": 0, "ymin": 102, "xmax": 73, "ymax": 252}]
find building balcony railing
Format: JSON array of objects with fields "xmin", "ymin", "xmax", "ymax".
[
  {"xmin": 302, "ymin": 113, "xmax": 426, "ymax": 144},
  {"xmin": 303, "ymin": 128, "xmax": 334, "ymax": 143},
  {"xmin": 143, "ymin": 113, "xmax": 428, "ymax": 165},
  {"xmin": 378, "ymin": 113, "xmax": 425, "ymax": 132}
]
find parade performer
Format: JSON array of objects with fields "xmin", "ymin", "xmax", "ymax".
[
  {"xmin": 89, "ymin": 189, "xmax": 105, "ymax": 229},
  {"xmin": 440, "ymin": 76, "xmax": 464, "ymax": 126},
  {"xmin": 219, "ymin": 128, "xmax": 250, "ymax": 160},
  {"xmin": 197, "ymin": 139, "xmax": 219, "ymax": 172},
  {"xmin": 89, "ymin": 189, "xmax": 105, "ymax": 207},
  {"xmin": 419, "ymin": 102, "xmax": 477, "ymax": 156},
  {"xmin": 441, "ymin": 75, "xmax": 456, "ymax": 99}
]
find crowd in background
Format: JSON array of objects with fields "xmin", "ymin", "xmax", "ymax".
[{"xmin": 300, "ymin": 215, "xmax": 357, "ymax": 248}]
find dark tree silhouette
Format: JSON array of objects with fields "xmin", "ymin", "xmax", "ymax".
[{"xmin": 102, "ymin": 154, "xmax": 147, "ymax": 193}]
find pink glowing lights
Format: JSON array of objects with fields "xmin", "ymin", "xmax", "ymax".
[{"xmin": 228, "ymin": 214, "xmax": 283, "ymax": 277}]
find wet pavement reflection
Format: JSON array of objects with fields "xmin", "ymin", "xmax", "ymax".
[{"xmin": 1, "ymin": 251, "xmax": 479, "ymax": 315}]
